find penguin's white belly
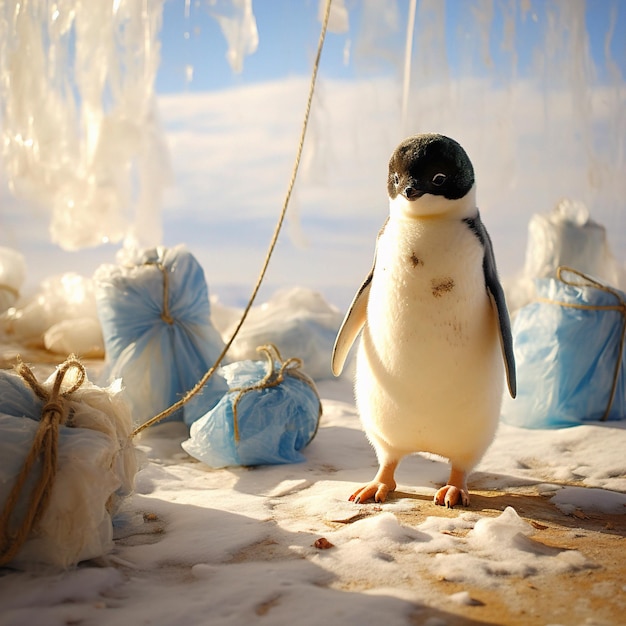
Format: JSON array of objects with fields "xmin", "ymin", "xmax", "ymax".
[{"xmin": 355, "ymin": 217, "xmax": 504, "ymax": 469}]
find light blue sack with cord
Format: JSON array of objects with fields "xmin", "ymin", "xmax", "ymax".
[
  {"xmin": 501, "ymin": 267, "xmax": 626, "ymax": 428},
  {"xmin": 94, "ymin": 245, "xmax": 227, "ymax": 427},
  {"xmin": 182, "ymin": 345, "xmax": 321, "ymax": 467}
]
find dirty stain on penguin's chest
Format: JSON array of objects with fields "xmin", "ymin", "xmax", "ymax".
[
  {"xmin": 405, "ymin": 249, "xmax": 457, "ymax": 299},
  {"xmin": 430, "ymin": 276, "xmax": 455, "ymax": 298},
  {"xmin": 409, "ymin": 252, "xmax": 423, "ymax": 268},
  {"xmin": 391, "ymin": 245, "xmax": 470, "ymax": 307},
  {"xmin": 370, "ymin": 219, "xmax": 487, "ymax": 350}
]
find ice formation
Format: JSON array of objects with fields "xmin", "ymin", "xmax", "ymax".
[
  {"xmin": 0, "ymin": 0, "xmax": 169, "ymax": 250},
  {"xmin": 506, "ymin": 199, "xmax": 623, "ymax": 311},
  {"xmin": 210, "ymin": 0, "xmax": 258, "ymax": 73},
  {"xmin": 523, "ymin": 200, "xmax": 620, "ymax": 285}
]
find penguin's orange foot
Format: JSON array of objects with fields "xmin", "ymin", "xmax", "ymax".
[
  {"xmin": 349, "ymin": 481, "xmax": 395, "ymax": 504},
  {"xmin": 434, "ymin": 484, "xmax": 470, "ymax": 508}
]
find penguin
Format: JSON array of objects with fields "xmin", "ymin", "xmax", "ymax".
[{"xmin": 331, "ymin": 133, "xmax": 516, "ymax": 508}]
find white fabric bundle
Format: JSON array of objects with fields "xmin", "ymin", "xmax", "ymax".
[
  {"xmin": 1, "ymin": 273, "xmax": 103, "ymax": 356},
  {"xmin": 0, "ymin": 358, "xmax": 137, "ymax": 569}
]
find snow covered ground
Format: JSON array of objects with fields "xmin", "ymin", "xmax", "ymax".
[{"xmin": 1, "ymin": 368, "xmax": 625, "ymax": 626}]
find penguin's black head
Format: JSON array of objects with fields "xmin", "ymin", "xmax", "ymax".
[{"xmin": 387, "ymin": 134, "xmax": 475, "ymax": 202}]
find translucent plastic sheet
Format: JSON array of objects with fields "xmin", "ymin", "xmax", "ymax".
[
  {"xmin": 0, "ymin": 273, "xmax": 100, "ymax": 350},
  {"xmin": 501, "ymin": 269, "xmax": 626, "ymax": 429},
  {"xmin": 0, "ymin": 367, "xmax": 136, "ymax": 569},
  {"xmin": 183, "ymin": 355, "xmax": 321, "ymax": 468},
  {"xmin": 224, "ymin": 288, "xmax": 344, "ymax": 381},
  {"xmin": 43, "ymin": 317, "xmax": 105, "ymax": 358},
  {"xmin": 523, "ymin": 200, "xmax": 620, "ymax": 286},
  {"xmin": 94, "ymin": 245, "xmax": 227, "ymax": 426},
  {"xmin": 506, "ymin": 200, "xmax": 622, "ymax": 312},
  {"xmin": 0, "ymin": 247, "xmax": 26, "ymax": 313},
  {"xmin": 0, "ymin": 0, "xmax": 168, "ymax": 250}
]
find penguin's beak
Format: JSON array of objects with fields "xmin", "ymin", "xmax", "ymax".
[{"xmin": 402, "ymin": 186, "xmax": 425, "ymax": 201}]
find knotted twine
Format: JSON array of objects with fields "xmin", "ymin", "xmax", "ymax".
[
  {"xmin": 0, "ymin": 355, "xmax": 86, "ymax": 566},
  {"xmin": 536, "ymin": 265, "xmax": 626, "ymax": 421},
  {"xmin": 144, "ymin": 261, "xmax": 175, "ymax": 325},
  {"xmin": 229, "ymin": 344, "xmax": 321, "ymax": 443}
]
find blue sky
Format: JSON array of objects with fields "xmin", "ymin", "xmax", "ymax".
[
  {"xmin": 156, "ymin": 0, "xmax": 626, "ymax": 93},
  {"xmin": 1, "ymin": 0, "xmax": 624, "ymax": 308}
]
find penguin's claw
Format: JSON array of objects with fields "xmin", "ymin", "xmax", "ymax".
[
  {"xmin": 349, "ymin": 481, "xmax": 395, "ymax": 504},
  {"xmin": 434, "ymin": 485, "xmax": 470, "ymax": 508}
]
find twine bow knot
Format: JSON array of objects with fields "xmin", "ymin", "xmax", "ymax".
[{"xmin": 230, "ymin": 344, "xmax": 316, "ymax": 443}]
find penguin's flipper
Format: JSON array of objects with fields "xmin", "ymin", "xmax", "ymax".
[
  {"xmin": 331, "ymin": 271, "xmax": 372, "ymax": 376},
  {"xmin": 487, "ymin": 286, "xmax": 516, "ymax": 398},
  {"xmin": 464, "ymin": 214, "xmax": 517, "ymax": 398},
  {"xmin": 483, "ymin": 242, "xmax": 517, "ymax": 399}
]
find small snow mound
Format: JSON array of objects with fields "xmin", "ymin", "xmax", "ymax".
[
  {"xmin": 341, "ymin": 512, "xmax": 425, "ymax": 545},
  {"xmin": 191, "ymin": 564, "xmax": 217, "ymax": 580},
  {"xmin": 449, "ymin": 591, "xmax": 484, "ymax": 606},
  {"xmin": 469, "ymin": 506, "xmax": 534, "ymax": 547},
  {"xmin": 433, "ymin": 507, "xmax": 594, "ymax": 587},
  {"xmin": 551, "ymin": 486, "xmax": 626, "ymax": 514}
]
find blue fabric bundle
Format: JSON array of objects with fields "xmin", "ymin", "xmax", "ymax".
[
  {"xmin": 501, "ymin": 267, "xmax": 626, "ymax": 428},
  {"xmin": 94, "ymin": 245, "xmax": 227, "ymax": 427},
  {"xmin": 182, "ymin": 345, "xmax": 321, "ymax": 467}
]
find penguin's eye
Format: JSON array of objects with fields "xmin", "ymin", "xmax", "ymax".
[
  {"xmin": 432, "ymin": 173, "xmax": 446, "ymax": 186},
  {"xmin": 393, "ymin": 173, "xmax": 399, "ymax": 186}
]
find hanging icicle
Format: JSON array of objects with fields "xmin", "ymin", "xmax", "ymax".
[
  {"xmin": 0, "ymin": 0, "xmax": 170, "ymax": 251},
  {"xmin": 209, "ymin": 0, "xmax": 259, "ymax": 74}
]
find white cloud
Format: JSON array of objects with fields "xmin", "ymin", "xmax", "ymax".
[
  {"xmin": 2, "ymin": 74, "xmax": 624, "ymax": 309},
  {"xmin": 158, "ymin": 76, "xmax": 624, "ymax": 298}
]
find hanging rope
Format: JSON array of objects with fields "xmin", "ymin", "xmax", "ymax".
[
  {"xmin": 0, "ymin": 355, "xmax": 86, "ymax": 566},
  {"xmin": 401, "ymin": 0, "xmax": 417, "ymax": 131},
  {"xmin": 536, "ymin": 265, "xmax": 626, "ymax": 421},
  {"xmin": 131, "ymin": 0, "xmax": 334, "ymax": 438}
]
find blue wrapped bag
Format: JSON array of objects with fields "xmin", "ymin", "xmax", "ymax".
[
  {"xmin": 501, "ymin": 267, "xmax": 626, "ymax": 428},
  {"xmin": 94, "ymin": 245, "xmax": 227, "ymax": 427},
  {"xmin": 182, "ymin": 345, "xmax": 321, "ymax": 467}
]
